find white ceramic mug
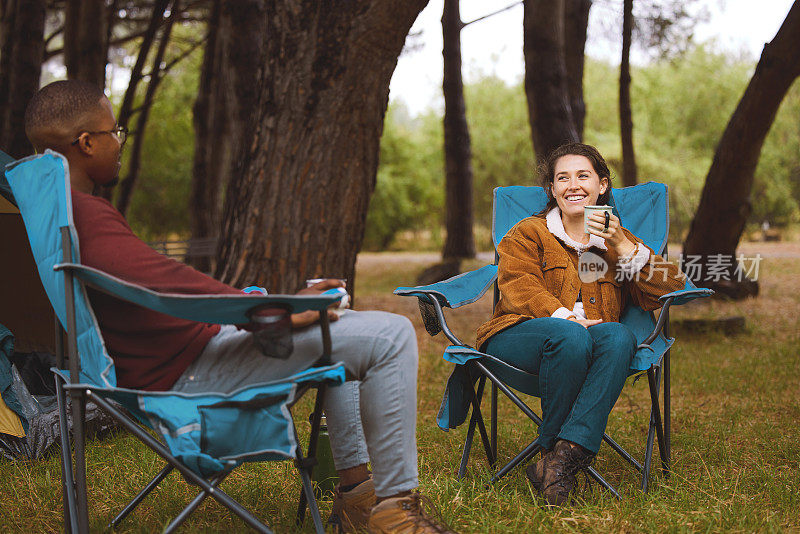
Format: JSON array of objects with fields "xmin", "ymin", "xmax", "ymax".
[{"xmin": 583, "ymin": 205, "xmax": 612, "ymax": 234}]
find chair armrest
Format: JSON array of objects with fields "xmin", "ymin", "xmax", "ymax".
[
  {"xmin": 53, "ymin": 262, "xmax": 340, "ymax": 325},
  {"xmin": 658, "ymin": 285, "xmax": 714, "ymax": 306},
  {"xmin": 394, "ymin": 264, "xmax": 497, "ymax": 342},
  {"xmin": 638, "ymin": 285, "xmax": 714, "ymax": 349},
  {"xmin": 393, "ymin": 263, "xmax": 497, "ymax": 308}
]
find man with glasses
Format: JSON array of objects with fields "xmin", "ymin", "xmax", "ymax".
[
  {"xmin": 22, "ymin": 80, "xmax": 455, "ymax": 534},
  {"xmin": 71, "ymin": 125, "xmax": 128, "ymax": 146}
]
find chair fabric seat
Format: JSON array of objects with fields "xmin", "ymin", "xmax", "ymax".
[
  {"xmin": 54, "ymin": 364, "xmax": 344, "ymax": 477},
  {"xmin": 435, "ymin": 304, "xmax": 674, "ymax": 432}
]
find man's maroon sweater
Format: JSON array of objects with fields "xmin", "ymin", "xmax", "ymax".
[{"xmin": 71, "ymin": 189, "xmax": 241, "ymax": 391}]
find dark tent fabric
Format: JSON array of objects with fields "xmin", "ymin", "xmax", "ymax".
[
  {"xmin": 2, "ymin": 151, "xmax": 56, "ymax": 354},
  {"xmin": 1, "ymin": 149, "xmax": 15, "ymax": 207}
]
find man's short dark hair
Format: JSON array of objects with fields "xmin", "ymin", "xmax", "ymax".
[{"xmin": 25, "ymin": 79, "xmax": 106, "ymax": 147}]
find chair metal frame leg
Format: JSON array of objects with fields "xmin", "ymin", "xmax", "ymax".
[
  {"xmin": 108, "ymin": 464, "xmax": 174, "ymax": 529},
  {"xmin": 84, "ymin": 389, "xmax": 273, "ymax": 533},
  {"xmin": 462, "ymin": 362, "xmax": 622, "ymax": 498},
  {"xmin": 663, "ymin": 319, "xmax": 672, "ymax": 478},
  {"xmin": 490, "ymin": 383, "xmax": 498, "ymax": 461},
  {"xmin": 162, "ymin": 471, "xmax": 234, "ymax": 534},
  {"xmin": 55, "ymin": 373, "xmax": 79, "ymax": 534},
  {"xmin": 295, "ymin": 309, "xmax": 334, "ymax": 533},
  {"xmin": 60, "ymin": 229, "xmax": 91, "ymax": 533},
  {"xmin": 466, "ymin": 374, "xmax": 495, "ymax": 466},
  {"xmin": 294, "ymin": 383, "xmax": 327, "ymax": 534},
  {"xmin": 641, "ymin": 364, "xmax": 668, "ymax": 493}
]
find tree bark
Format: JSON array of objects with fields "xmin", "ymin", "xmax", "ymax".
[
  {"xmin": 0, "ymin": 0, "xmax": 45, "ymax": 159},
  {"xmin": 682, "ymin": 0, "xmax": 800, "ymax": 298},
  {"xmin": 441, "ymin": 0, "xmax": 475, "ymax": 260},
  {"xmin": 189, "ymin": 0, "xmax": 261, "ymax": 273},
  {"xmin": 619, "ymin": 0, "xmax": 637, "ymax": 186},
  {"xmin": 115, "ymin": 1, "xmax": 179, "ymax": 216},
  {"xmin": 64, "ymin": 0, "xmax": 108, "ymax": 88},
  {"xmin": 523, "ymin": 0, "xmax": 579, "ymax": 163},
  {"xmin": 214, "ymin": 0, "xmax": 428, "ymax": 295},
  {"xmin": 564, "ymin": 0, "xmax": 591, "ymax": 139}
]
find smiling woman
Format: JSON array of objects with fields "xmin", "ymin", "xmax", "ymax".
[{"xmin": 475, "ymin": 142, "xmax": 687, "ymax": 506}]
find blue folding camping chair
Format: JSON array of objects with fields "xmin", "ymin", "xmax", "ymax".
[
  {"xmin": 395, "ymin": 183, "xmax": 713, "ymax": 496},
  {"xmin": 5, "ymin": 150, "xmax": 346, "ymax": 533}
]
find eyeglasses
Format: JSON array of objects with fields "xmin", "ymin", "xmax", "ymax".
[{"xmin": 71, "ymin": 125, "xmax": 128, "ymax": 146}]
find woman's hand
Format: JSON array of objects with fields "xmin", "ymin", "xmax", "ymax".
[
  {"xmin": 291, "ymin": 278, "xmax": 345, "ymax": 329},
  {"xmin": 586, "ymin": 211, "xmax": 635, "ymax": 257},
  {"xmin": 567, "ymin": 316, "xmax": 602, "ymax": 328}
]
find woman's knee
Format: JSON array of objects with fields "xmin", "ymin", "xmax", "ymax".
[
  {"xmin": 545, "ymin": 321, "xmax": 592, "ymax": 365},
  {"xmin": 590, "ymin": 322, "xmax": 637, "ymax": 364}
]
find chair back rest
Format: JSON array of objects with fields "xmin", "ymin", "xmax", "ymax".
[
  {"xmin": 492, "ymin": 182, "xmax": 669, "ymax": 256},
  {"xmin": 6, "ymin": 151, "xmax": 116, "ymax": 387}
]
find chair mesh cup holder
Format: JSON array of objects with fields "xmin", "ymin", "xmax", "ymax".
[{"xmin": 247, "ymin": 304, "xmax": 294, "ymax": 359}]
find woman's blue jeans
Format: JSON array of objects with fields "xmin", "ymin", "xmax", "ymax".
[{"xmin": 483, "ymin": 318, "xmax": 637, "ymax": 454}]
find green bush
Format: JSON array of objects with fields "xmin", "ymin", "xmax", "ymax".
[{"xmin": 362, "ymin": 104, "xmax": 443, "ymax": 250}]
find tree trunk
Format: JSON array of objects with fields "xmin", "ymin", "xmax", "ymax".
[
  {"xmin": 100, "ymin": 0, "xmax": 170, "ymax": 202},
  {"xmin": 115, "ymin": 1, "xmax": 178, "ymax": 217},
  {"xmin": 64, "ymin": 0, "xmax": 108, "ymax": 88},
  {"xmin": 214, "ymin": 0, "xmax": 428, "ymax": 295},
  {"xmin": 0, "ymin": 0, "xmax": 45, "ymax": 159},
  {"xmin": 682, "ymin": 0, "xmax": 800, "ymax": 298},
  {"xmin": 619, "ymin": 0, "xmax": 637, "ymax": 186},
  {"xmin": 189, "ymin": 0, "xmax": 261, "ymax": 273},
  {"xmin": 523, "ymin": 0, "xmax": 579, "ymax": 163},
  {"xmin": 116, "ymin": 0, "xmax": 170, "ymax": 134},
  {"xmin": 564, "ymin": 0, "xmax": 591, "ymax": 139},
  {"xmin": 441, "ymin": 0, "xmax": 475, "ymax": 260}
]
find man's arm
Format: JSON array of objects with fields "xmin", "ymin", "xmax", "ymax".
[{"xmin": 72, "ymin": 192, "xmax": 241, "ymax": 296}]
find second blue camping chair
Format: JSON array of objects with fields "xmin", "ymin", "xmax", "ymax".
[
  {"xmin": 6, "ymin": 150, "xmax": 346, "ymax": 533},
  {"xmin": 395, "ymin": 183, "xmax": 713, "ymax": 496}
]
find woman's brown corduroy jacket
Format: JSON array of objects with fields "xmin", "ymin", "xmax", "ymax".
[{"xmin": 476, "ymin": 216, "xmax": 686, "ymax": 350}]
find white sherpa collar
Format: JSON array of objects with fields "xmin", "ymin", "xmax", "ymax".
[{"xmin": 546, "ymin": 207, "xmax": 607, "ymax": 253}]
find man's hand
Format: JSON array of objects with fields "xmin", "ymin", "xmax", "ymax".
[{"xmin": 291, "ymin": 278, "xmax": 346, "ymax": 329}]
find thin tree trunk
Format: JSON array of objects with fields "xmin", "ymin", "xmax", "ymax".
[
  {"xmin": 64, "ymin": 0, "xmax": 108, "ymax": 88},
  {"xmin": 441, "ymin": 0, "xmax": 475, "ymax": 260},
  {"xmin": 523, "ymin": 0, "xmax": 579, "ymax": 163},
  {"xmin": 620, "ymin": 0, "xmax": 637, "ymax": 186},
  {"xmin": 683, "ymin": 0, "xmax": 800, "ymax": 298},
  {"xmin": 115, "ymin": 2, "xmax": 179, "ymax": 216},
  {"xmin": 101, "ymin": 0, "xmax": 171, "ymax": 202},
  {"xmin": 117, "ymin": 0, "xmax": 171, "ymax": 133},
  {"xmin": 0, "ymin": 0, "xmax": 45, "ymax": 159},
  {"xmin": 190, "ymin": 0, "xmax": 260, "ymax": 272},
  {"xmin": 189, "ymin": 0, "xmax": 222, "ymax": 273},
  {"xmin": 214, "ymin": 0, "xmax": 428, "ymax": 295},
  {"xmin": 564, "ymin": 0, "xmax": 591, "ymax": 139}
]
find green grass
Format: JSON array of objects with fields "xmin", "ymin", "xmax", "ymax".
[{"xmin": 2, "ymin": 250, "xmax": 799, "ymax": 532}]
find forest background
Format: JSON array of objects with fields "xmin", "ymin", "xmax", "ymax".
[
  {"xmin": 2, "ymin": 0, "xmax": 799, "ymax": 297},
  {"xmin": 90, "ymin": 10, "xmax": 800, "ymax": 253}
]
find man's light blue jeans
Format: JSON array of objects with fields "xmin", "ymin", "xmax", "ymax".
[{"xmin": 172, "ymin": 310, "xmax": 419, "ymax": 497}]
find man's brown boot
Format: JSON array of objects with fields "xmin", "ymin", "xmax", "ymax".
[
  {"xmin": 329, "ymin": 477, "xmax": 376, "ymax": 533},
  {"xmin": 525, "ymin": 440, "xmax": 594, "ymax": 506},
  {"xmin": 367, "ymin": 491, "xmax": 456, "ymax": 533}
]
